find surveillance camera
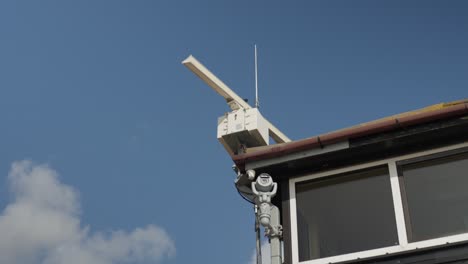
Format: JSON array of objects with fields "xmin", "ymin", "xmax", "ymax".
[{"xmin": 255, "ymin": 173, "xmax": 274, "ymax": 192}]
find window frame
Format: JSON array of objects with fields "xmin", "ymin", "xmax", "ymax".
[
  {"xmin": 396, "ymin": 146, "xmax": 468, "ymax": 243},
  {"xmin": 289, "ymin": 142, "xmax": 468, "ymax": 264}
]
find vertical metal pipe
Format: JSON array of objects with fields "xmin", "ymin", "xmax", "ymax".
[
  {"xmin": 255, "ymin": 205, "xmax": 263, "ymax": 264},
  {"xmin": 270, "ymin": 206, "xmax": 282, "ymax": 264}
]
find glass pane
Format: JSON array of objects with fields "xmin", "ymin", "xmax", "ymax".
[
  {"xmin": 401, "ymin": 152, "xmax": 468, "ymax": 242},
  {"xmin": 296, "ymin": 166, "xmax": 398, "ymax": 261}
]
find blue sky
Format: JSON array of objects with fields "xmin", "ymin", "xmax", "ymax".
[{"xmin": 0, "ymin": 1, "xmax": 467, "ymax": 264}]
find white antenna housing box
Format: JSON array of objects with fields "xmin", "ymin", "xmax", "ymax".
[{"xmin": 217, "ymin": 108, "xmax": 269, "ymax": 154}]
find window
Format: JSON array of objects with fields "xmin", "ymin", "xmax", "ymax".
[
  {"xmin": 399, "ymin": 151, "xmax": 468, "ymax": 242},
  {"xmin": 295, "ymin": 166, "xmax": 399, "ymax": 262},
  {"xmin": 290, "ymin": 143, "xmax": 468, "ymax": 264}
]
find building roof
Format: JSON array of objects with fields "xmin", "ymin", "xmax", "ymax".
[{"xmin": 233, "ymin": 99, "xmax": 468, "ymax": 170}]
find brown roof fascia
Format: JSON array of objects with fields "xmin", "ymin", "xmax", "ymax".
[{"xmin": 232, "ymin": 101, "xmax": 468, "ymax": 169}]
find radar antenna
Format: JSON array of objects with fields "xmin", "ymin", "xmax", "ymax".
[{"xmin": 182, "ymin": 55, "xmax": 290, "ymax": 150}]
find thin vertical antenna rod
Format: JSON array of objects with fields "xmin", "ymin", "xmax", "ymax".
[{"xmin": 254, "ymin": 44, "xmax": 259, "ymax": 108}]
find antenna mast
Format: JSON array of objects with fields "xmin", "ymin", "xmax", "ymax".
[{"xmin": 255, "ymin": 44, "xmax": 259, "ymax": 109}]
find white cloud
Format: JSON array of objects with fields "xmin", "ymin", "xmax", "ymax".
[
  {"xmin": 0, "ymin": 160, "xmax": 175, "ymax": 264},
  {"xmin": 249, "ymin": 241, "xmax": 270, "ymax": 264}
]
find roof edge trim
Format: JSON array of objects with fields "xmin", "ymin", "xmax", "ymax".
[{"xmin": 233, "ymin": 101, "xmax": 468, "ymax": 170}]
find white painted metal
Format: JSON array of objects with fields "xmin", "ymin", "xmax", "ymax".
[
  {"xmin": 295, "ymin": 233, "xmax": 468, "ymax": 264},
  {"xmin": 227, "ymin": 109, "xmax": 246, "ymax": 134},
  {"xmin": 297, "ymin": 245, "xmax": 403, "ymax": 264},
  {"xmin": 217, "ymin": 108, "xmax": 269, "ymax": 154},
  {"xmin": 255, "ymin": 205, "xmax": 263, "ymax": 264},
  {"xmin": 182, "ymin": 55, "xmax": 250, "ymax": 110},
  {"xmin": 270, "ymin": 206, "xmax": 282, "ymax": 264},
  {"xmin": 289, "ymin": 142, "xmax": 468, "ymax": 264},
  {"xmin": 265, "ymin": 119, "xmax": 291, "ymax": 144},
  {"xmin": 388, "ymin": 161, "xmax": 408, "ymax": 246},
  {"xmin": 252, "ymin": 173, "xmax": 283, "ymax": 264},
  {"xmin": 289, "ymin": 178, "xmax": 299, "ymax": 264},
  {"xmin": 182, "ymin": 55, "xmax": 291, "ymax": 144}
]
